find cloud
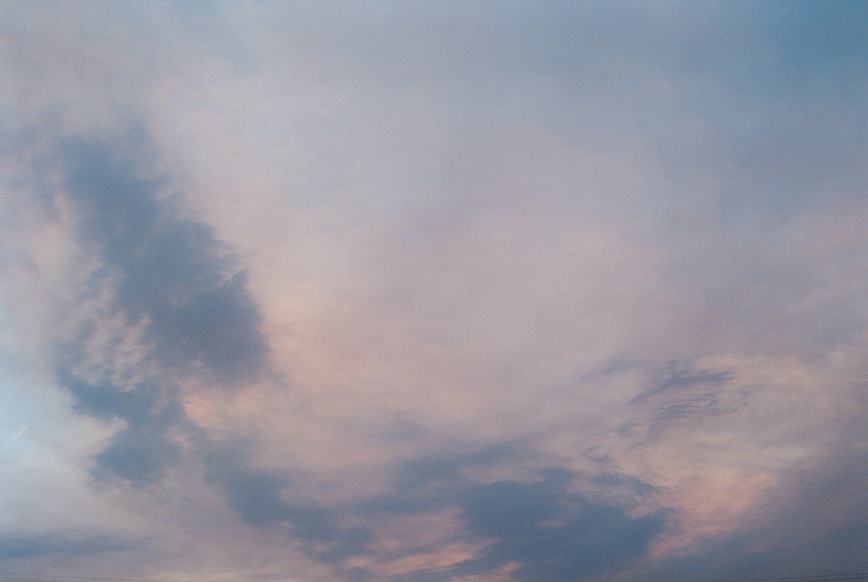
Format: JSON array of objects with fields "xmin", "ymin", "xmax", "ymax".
[
  {"xmin": 200, "ymin": 436, "xmax": 375, "ymax": 573},
  {"xmin": 635, "ymin": 443, "xmax": 868, "ymax": 581},
  {"xmin": 0, "ymin": 533, "xmax": 129, "ymax": 560},
  {"xmin": 454, "ymin": 469, "xmax": 666, "ymax": 581},
  {"xmin": 57, "ymin": 134, "xmax": 269, "ymax": 386},
  {"xmin": 1, "ymin": 2, "xmax": 867, "ymax": 581},
  {"xmin": 621, "ymin": 361, "xmax": 745, "ymax": 441},
  {"xmin": 631, "ymin": 363, "xmax": 733, "ymax": 405},
  {"xmin": 13, "ymin": 130, "xmax": 269, "ymax": 488},
  {"xmin": 342, "ymin": 447, "xmax": 667, "ymax": 581}
]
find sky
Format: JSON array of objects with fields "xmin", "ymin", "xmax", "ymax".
[{"xmin": 0, "ymin": 2, "xmax": 867, "ymax": 581}]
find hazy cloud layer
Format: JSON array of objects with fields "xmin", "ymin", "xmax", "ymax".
[{"xmin": 1, "ymin": 2, "xmax": 867, "ymax": 581}]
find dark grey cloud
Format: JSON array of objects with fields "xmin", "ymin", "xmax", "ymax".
[
  {"xmin": 171, "ymin": 441, "xmax": 667, "ymax": 580},
  {"xmin": 55, "ymin": 339, "xmax": 188, "ymax": 485},
  {"xmin": 201, "ymin": 440, "xmax": 373, "ymax": 568},
  {"xmin": 354, "ymin": 443, "xmax": 519, "ymax": 517},
  {"xmin": 353, "ymin": 446, "xmax": 667, "ymax": 581},
  {"xmin": 0, "ymin": 533, "xmax": 129, "ymax": 560},
  {"xmin": 33, "ymin": 130, "xmax": 379, "ymax": 568},
  {"xmin": 452, "ymin": 469, "xmax": 666, "ymax": 581},
  {"xmin": 36, "ymin": 130, "xmax": 271, "ymax": 487},
  {"xmin": 1, "ymin": 124, "xmax": 354, "ymax": 579},
  {"xmin": 58, "ymin": 134, "xmax": 268, "ymax": 385}
]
